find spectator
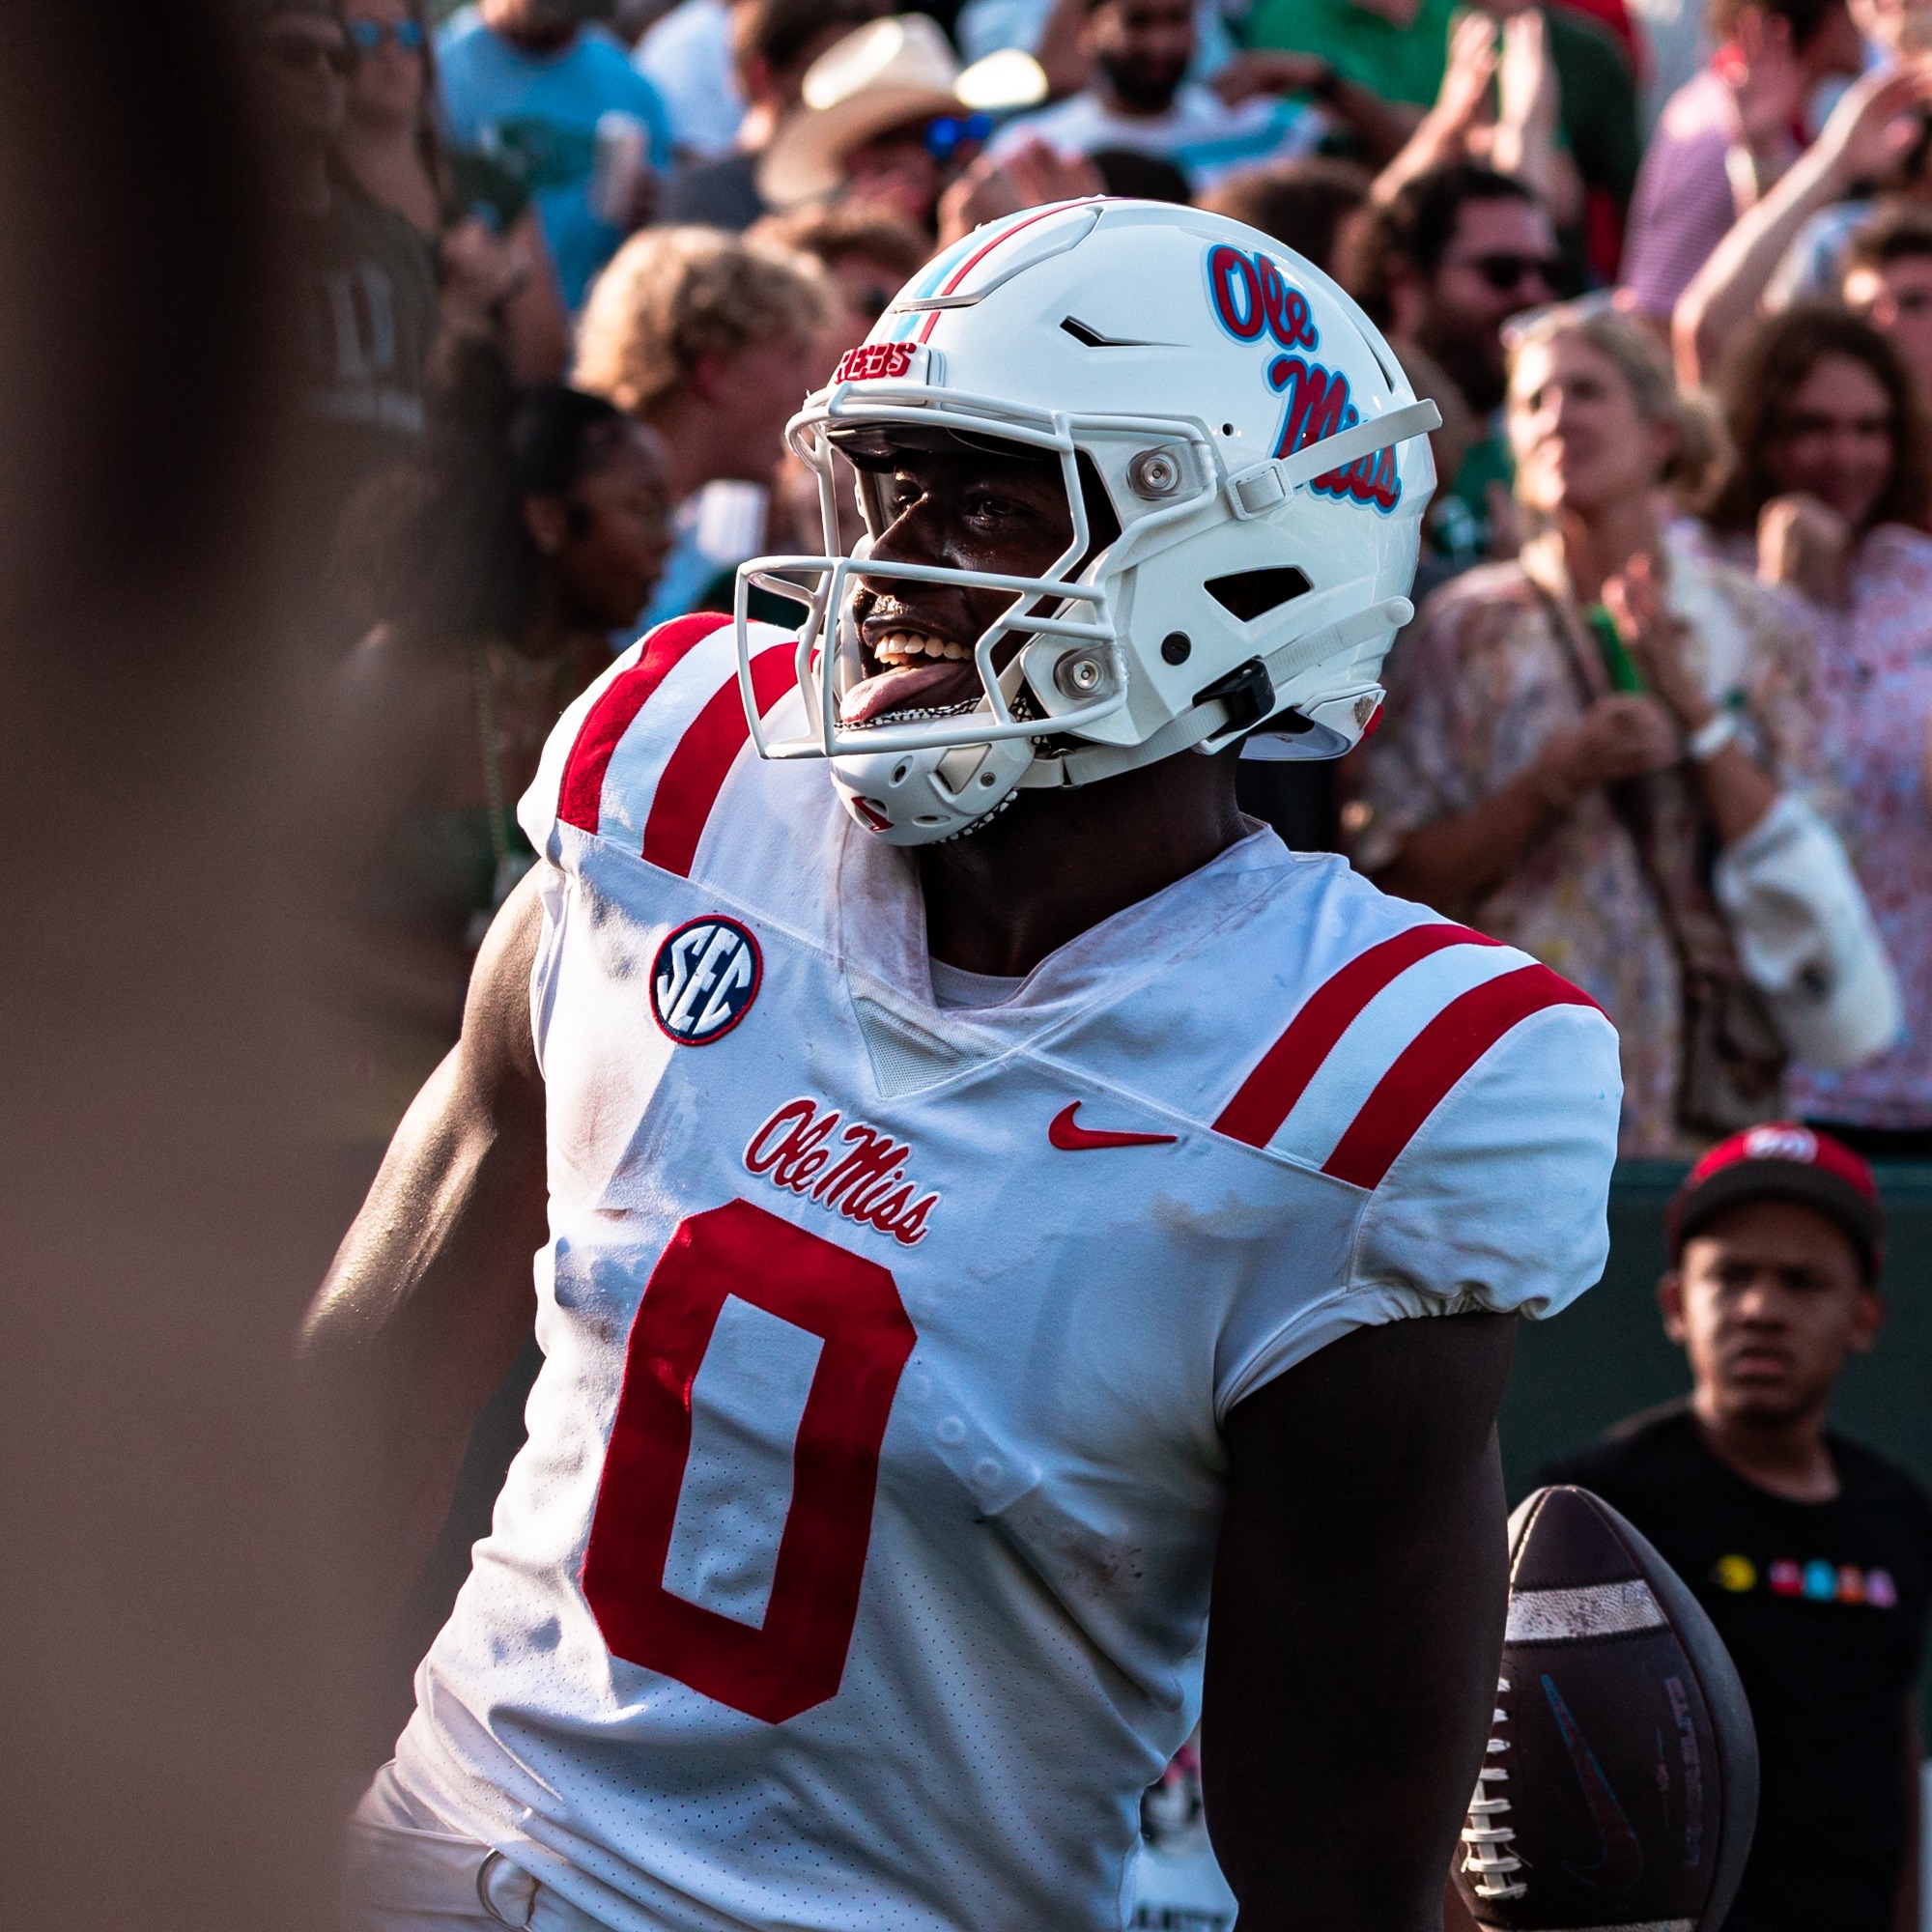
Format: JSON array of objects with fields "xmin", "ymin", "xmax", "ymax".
[
  {"xmin": 1241, "ymin": 0, "xmax": 1638, "ymax": 280},
  {"xmin": 957, "ymin": 0, "xmax": 1240, "ymax": 98},
  {"xmin": 749, "ymin": 200, "xmax": 928, "ymax": 366},
  {"xmin": 334, "ymin": 0, "xmax": 573, "ymax": 384},
  {"xmin": 1672, "ymin": 64, "xmax": 1932, "ymax": 386},
  {"xmin": 1537, "ymin": 1124, "xmax": 1931, "ymax": 1932},
  {"xmin": 322, "ymin": 369, "xmax": 673, "ymax": 1143},
  {"xmin": 1842, "ymin": 201, "xmax": 1932, "ymax": 400},
  {"xmin": 1622, "ymin": 0, "xmax": 1864, "ymax": 323},
  {"xmin": 1087, "ymin": 145, "xmax": 1194, "ymax": 197},
  {"xmin": 1196, "ymin": 154, "xmax": 1372, "ymax": 272},
  {"xmin": 756, "ymin": 14, "xmax": 1013, "ymax": 230},
  {"xmin": 1628, "ymin": 0, "xmax": 1711, "ymax": 136},
  {"xmin": 634, "ymin": 0, "xmax": 747, "ymax": 158},
  {"xmin": 985, "ymin": 0, "xmax": 1403, "ymax": 191},
  {"xmin": 245, "ymin": 0, "xmax": 442, "ymax": 645},
  {"xmin": 1372, "ymin": 11, "xmax": 1583, "ymax": 236},
  {"xmin": 574, "ymin": 224, "xmax": 827, "ymax": 622},
  {"xmin": 1342, "ymin": 162, "xmax": 1560, "ymax": 559},
  {"xmin": 1748, "ymin": 0, "xmax": 1932, "ymax": 298},
  {"xmin": 436, "ymin": 0, "xmax": 672, "ymax": 309},
  {"xmin": 1350, "ymin": 301, "xmax": 1817, "ymax": 1153},
  {"xmin": 1702, "ymin": 306, "xmax": 1932, "ymax": 1154},
  {"xmin": 663, "ymin": 0, "xmax": 887, "ymax": 228}
]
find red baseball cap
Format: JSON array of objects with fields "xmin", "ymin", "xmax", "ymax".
[{"xmin": 1667, "ymin": 1122, "xmax": 1884, "ymax": 1283}]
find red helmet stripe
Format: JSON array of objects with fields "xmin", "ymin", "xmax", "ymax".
[{"xmin": 918, "ymin": 203, "xmax": 1081, "ymax": 344}]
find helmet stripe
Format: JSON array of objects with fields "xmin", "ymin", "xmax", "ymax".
[{"xmin": 916, "ymin": 202, "xmax": 1086, "ymax": 344}]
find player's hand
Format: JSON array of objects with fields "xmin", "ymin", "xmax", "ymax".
[
  {"xmin": 935, "ymin": 138, "xmax": 1104, "ymax": 248},
  {"xmin": 1208, "ymin": 49, "xmax": 1334, "ymax": 106},
  {"xmin": 1536, "ymin": 693, "xmax": 1683, "ymax": 798},
  {"xmin": 1756, "ymin": 490, "xmax": 1852, "ymax": 603}
]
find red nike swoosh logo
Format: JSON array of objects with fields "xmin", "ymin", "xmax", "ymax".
[{"xmin": 1049, "ymin": 1103, "xmax": 1179, "ymax": 1151}]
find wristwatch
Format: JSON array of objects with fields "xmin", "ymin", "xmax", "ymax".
[{"xmin": 1686, "ymin": 709, "xmax": 1739, "ymax": 761}]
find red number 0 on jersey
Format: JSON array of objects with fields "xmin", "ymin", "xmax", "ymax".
[{"xmin": 582, "ymin": 1199, "xmax": 918, "ymax": 1723}]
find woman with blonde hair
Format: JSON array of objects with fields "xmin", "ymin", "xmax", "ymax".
[{"xmin": 1351, "ymin": 299, "xmax": 1845, "ymax": 1153}]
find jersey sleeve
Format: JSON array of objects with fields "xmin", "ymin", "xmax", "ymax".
[
  {"xmin": 1215, "ymin": 993, "xmax": 1621, "ymax": 1418},
  {"xmin": 517, "ymin": 612, "xmax": 801, "ymax": 870}
]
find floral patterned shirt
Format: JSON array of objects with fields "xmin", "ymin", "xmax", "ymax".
[
  {"xmin": 1350, "ymin": 530, "xmax": 1819, "ymax": 1155},
  {"xmin": 1776, "ymin": 524, "xmax": 1932, "ymax": 1130}
]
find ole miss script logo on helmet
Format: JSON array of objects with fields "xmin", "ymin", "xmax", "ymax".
[
  {"xmin": 651, "ymin": 916, "xmax": 761, "ymax": 1045},
  {"xmin": 1204, "ymin": 242, "xmax": 1402, "ymax": 516}
]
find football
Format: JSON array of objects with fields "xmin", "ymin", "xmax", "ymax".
[{"xmin": 1453, "ymin": 1486, "xmax": 1759, "ymax": 1932}]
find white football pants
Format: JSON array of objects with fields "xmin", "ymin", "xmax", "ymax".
[{"xmin": 345, "ymin": 1763, "xmax": 611, "ymax": 1932}]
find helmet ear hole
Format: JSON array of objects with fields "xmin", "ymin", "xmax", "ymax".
[{"xmin": 1206, "ymin": 566, "xmax": 1312, "ymax": 621}]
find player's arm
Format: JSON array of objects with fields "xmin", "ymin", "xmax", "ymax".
[
  {"xmin": 1203, "ymin": 1310, "xmax": 1516, "ymax": 1932},
  {"xmin": 298, "ymin": 870, "xmax": 550, "ymax": 1626}
]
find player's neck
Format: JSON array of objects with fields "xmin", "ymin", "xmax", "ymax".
[
  {"xmin": 1690, "ymin": 1388, "xmax": 1840, "ymax": 1504},
  {"xmin": 919, "ymin": 747, "xmax": 1247, "ymax": 979}
]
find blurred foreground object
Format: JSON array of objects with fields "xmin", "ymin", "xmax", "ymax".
[{"xmin": 0, "ymin": 2, "xmax": 345, "ymax": 1927}]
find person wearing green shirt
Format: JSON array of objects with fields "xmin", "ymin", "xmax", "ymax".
[{"xmin": 1242, "ymin": 0, "xmax": 1638, "ymax": 277}]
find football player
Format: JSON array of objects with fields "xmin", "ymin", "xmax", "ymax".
[{"xmin": 308, "ymin": 198, "xmax": 1622, "ymax": 1932}]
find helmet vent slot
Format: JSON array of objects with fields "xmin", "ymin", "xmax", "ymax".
[
  {"xmin": 1205, "ymin": 566, "xmax": 1313, "ymax": 622},
  {"xmin": 1060, "ymin": 315, "xmax": 1157, "ymax": 349}
]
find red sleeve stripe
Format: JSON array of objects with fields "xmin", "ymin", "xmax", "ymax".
[
  {"xmin": 1321, "ymin": 964, "xmax": 1602, "ymax": 1191},
  {"xmin": 1212, "ymin": 923, "xmax": 1500, "ymax": 1149},
  {"xmin": 640, "ymin": 642, "xmax": 797, "ymax": 877},
  {"xmin": 557, "ymin": 613, "xmax": 731, "ymax": 835}
]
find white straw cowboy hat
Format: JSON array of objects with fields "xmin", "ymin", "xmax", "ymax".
[{"xmin": 759, "ymin": 14, "xmax": 1040, "ymax": 209}]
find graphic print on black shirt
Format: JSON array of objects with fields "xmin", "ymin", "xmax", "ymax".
[{"xmin": 1538, "ymin": 1402, "xmax": 1932, "ymax": 1932}]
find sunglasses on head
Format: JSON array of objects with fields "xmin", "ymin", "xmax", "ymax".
[
  {"xmin": 1460, "ymin": 250, "xmax": 1561, "ymax": 293},
  {"xmin": 924, "ymin": 111, "xmax": 993, "ymax": 160},
  {"xmin": 349, "ymin": 16, "xmax": 426, "ymax": 52},
  {"xmin": 260, "ymin": 29, "xmax": 355, "ymax": 74}
]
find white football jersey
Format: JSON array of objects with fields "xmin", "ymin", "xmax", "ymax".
[{"xmin": 391, "ymin": 613, "xmax": 1622, "ymax": 1932}]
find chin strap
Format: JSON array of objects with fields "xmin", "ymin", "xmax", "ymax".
[
  {"xmin": 1224, "ymin": 398, "xmax": 1442, "ymax": 519},
  {"xmin": 1021, "ymin": 594, "xmax": 1413, "ymax": 789}
]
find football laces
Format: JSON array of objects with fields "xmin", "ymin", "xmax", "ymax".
[{"xmin": 1460, "ymin": 1675, "xmax": 1528, "ymax": 1901}]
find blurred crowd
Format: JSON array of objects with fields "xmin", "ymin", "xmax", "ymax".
[{"xmin": 246, "ymin": 0, "xmax": 1932, "ymax": 1171}]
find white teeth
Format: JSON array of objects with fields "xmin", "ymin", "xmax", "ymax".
[{"xmin": 874, "ymin": 631, "xmax": 970, "ymax": 663}]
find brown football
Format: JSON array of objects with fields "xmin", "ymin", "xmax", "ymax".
[{"xmin": 1453, "ymin": 1486, "xmax": 1758, "ymax": 1932}]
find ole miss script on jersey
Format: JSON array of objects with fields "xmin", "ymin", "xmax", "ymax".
[{"xmin": 390, "ymin": 614, "xmax": 1622, "ymax": 1932}]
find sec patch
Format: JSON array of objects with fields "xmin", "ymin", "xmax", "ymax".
[{"xmin": 652, "ymin": 916, "xmax": 761, "ymax": 1045}]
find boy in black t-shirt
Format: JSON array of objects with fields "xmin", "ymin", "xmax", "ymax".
[{"xmin": 1539, "ymin": 1124, "xmax": 1932, "ymax": 1932}]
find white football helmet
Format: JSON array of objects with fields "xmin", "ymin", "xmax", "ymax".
[{"xmin": 732, "ymin": 197, "xmax": 1438, "ymax": 844}]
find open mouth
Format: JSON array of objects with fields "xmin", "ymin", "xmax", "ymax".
[{"xmin": 841, "ymin": 627, "xmax": 986, "ymax": 726}]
